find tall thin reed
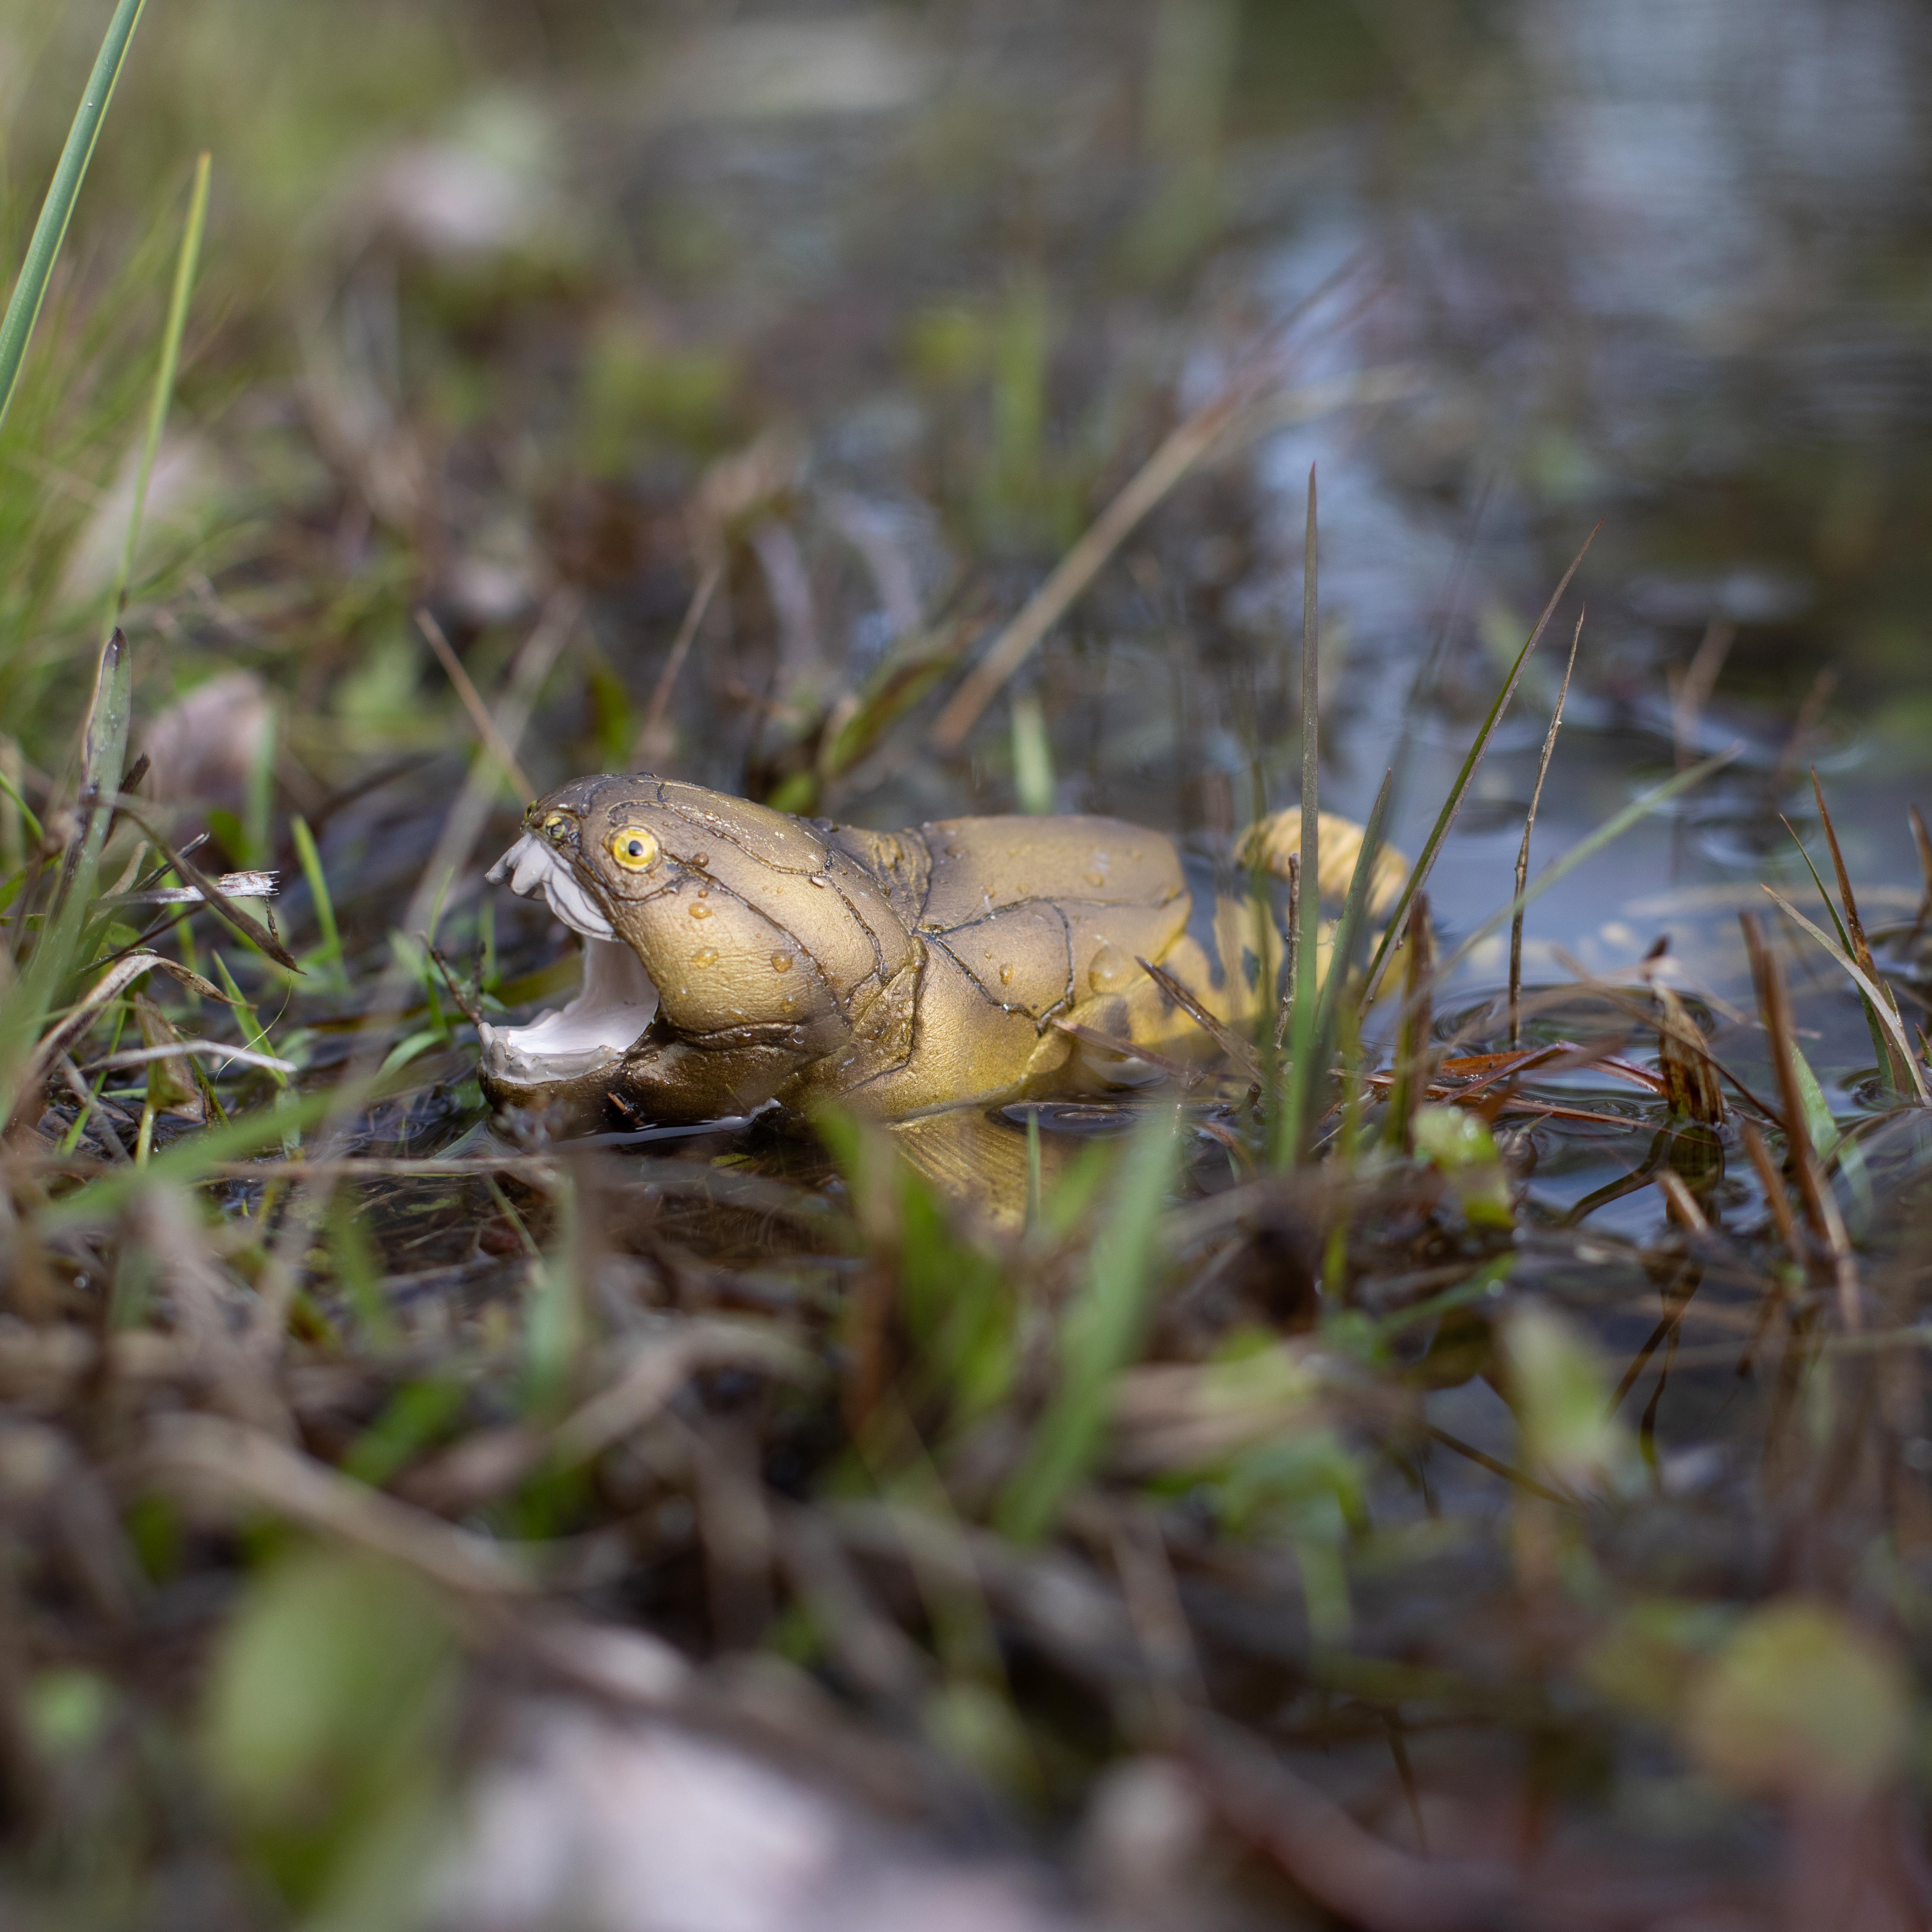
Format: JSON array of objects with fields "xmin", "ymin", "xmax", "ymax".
[{"xmin": 0, "ymin": 0, "xmax": 151, "ymax": 435}]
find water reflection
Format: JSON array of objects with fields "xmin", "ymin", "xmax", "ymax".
[{"xmin": 1214, "ymin": 0, "xmax": 1932, "ymax": 1054}]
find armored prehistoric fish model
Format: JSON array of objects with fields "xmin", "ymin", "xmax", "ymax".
[{"xmin": 479, "ymin": 775, "xmax": 1404, "ymax": 1129}]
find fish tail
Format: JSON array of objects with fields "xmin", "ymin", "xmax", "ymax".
[{"xmin": 1233, "ymin": 808, "xmax": 1408, "ymax": 917}]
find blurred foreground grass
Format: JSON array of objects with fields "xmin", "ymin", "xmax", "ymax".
[{"xmin": 6, "ymin": 6, "xmax": 1932, "ymax": 1930}]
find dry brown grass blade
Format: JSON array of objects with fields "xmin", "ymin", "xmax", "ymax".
[
  {"xmin": 1509, "ymin": 609, "xmax": 1582, "ymax": 1047},
  {"xmin": 1458, "ymin": 1037, "xmax": 1658, "ymax": 1096},
  {"xmin": 1052, "ymin": 1016, "xmax": 1206, "ymax": 1087},
  {"xmin": 1770, "ymin": 664, "xmax": 1838, "ymax": 792},
  {"xmin": 930, "ymin": 260, "xmax": 1370, "ymax": 753},
  {"xmin": 928, "ymin": 390, "xmax": 1260, "ymax": 750},
  {"xmin": 424, "ymin": 938, "xmax": 485, "ymax": 1030},
  {"xmin": 141, "ymin": 1412, "xmax": 538, "ymax": 1594},
  {"xmin": 1740, "ymin": 1117, "xmax": 1803, "ymax": 1259},
  {"xmin": 55, "ymin": 1051, "xmax": 130, "ymax": 1160},
  {"xmin": 1740, "ymin": 912, "xmax": 1861, "ymax": 1329},
  {"xmin": 1672, "ymin": 616, "xmax": 1734, "ymax": 768},
  {"xmin": 1425, "ymin": 1424, "xmax": 1576, "ymax": 1506},
  {"xmin": 1431, "ymin": 1042, "xmax": 1563, "ymax": 1091},
  {"xmin": 403, "ymin": 1323, "xmax": 814, "ymax": 1512},
  {"xmin": 117, "ymin": 807, "xmax": 301, "ymax": 972},
  {"xmin": 133, "ymin": 1185, "xmax": 288, "ymax": 1437},
  {"xmin": 637, "ymin": 560, "xmax": 724, "ymax": 762},
  {"xmin": 8, "ymin": 950, "xmax": 226, "ymax": 1132},
  {"xmin": 1545, "ymin": 946, "xmax": 1781, "ymax": 1124},
  {"xmin": 1810, "ymin": 768, "xmax": 1875, "ymax": 964},
  {"xmin": 1135, "ymin": 955, "xmax": 1264, "ymax": 1084},
  {"xmin": 1358, "ymin": 1075, "xmax": 1661, "ymax": 1129},
  {"xmin": 1180, "ymin": 1711, "xmax": 1519, "ymax": 1932},
  {"xmin": 1811, "ymin": 766, "xmax": 1917, "ymax": 1094},
  {"xmin": 417, "ymin": 605, "xmax": 536, "ymax": 800},
  {"xmin": 1761, "ymin": 885, "xmax": 1928, "ymax": 1104},
  {"xmin": 1385, "ymin": 893, "xmax": 1432, "ymax": 1151}
]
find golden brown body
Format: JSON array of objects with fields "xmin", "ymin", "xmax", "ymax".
[{"xmin": 480, "ymin": 776, "xmax": 1392, "ymax": 1127}]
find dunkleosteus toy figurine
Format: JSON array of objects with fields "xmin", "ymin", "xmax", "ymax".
[{"xmin": 479, "ymin": 775, "xmax": 1402, "ymax": 1127}]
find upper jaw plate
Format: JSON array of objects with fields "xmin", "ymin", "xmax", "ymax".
[{"xmin": 486, "ymin": 833, "xmax": 616, "ymax": 941}]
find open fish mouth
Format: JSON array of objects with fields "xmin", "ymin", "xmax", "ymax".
[{"xmin": 478, "ymin": 834, "xmax": 660, "ymax": 1086}]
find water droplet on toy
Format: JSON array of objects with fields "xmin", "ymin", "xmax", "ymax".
[
  {"xmin": 1088, "ymin": 941, "xmax": 1131, "ymax": 991},
  {"xmin": 689, "ymin": 903, "xmax": 712, "ymax": 919},
  {"xmin": 999, "ymin": 963, "xmax": 1013, "ymax": 985},
  {"xmin": 771, "ymin": 952, "xmax": 793, "ymax": 972},
  {"xmin": 693, "ymin": 948, "xmax": 718, "ymax": 967}
]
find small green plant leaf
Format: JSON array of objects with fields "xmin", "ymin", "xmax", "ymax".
[
  {"xmin": 1504, "ymin": 1302, "xmax": 1633, "ymax": 1494},
  {"xmin": 1684, "ymin": 1602, "xmax": 1912, "ymax": 1804},
  {"xmin": 1413, "ymin": 1104, "xmax": 1514, "ymax": 1228}
]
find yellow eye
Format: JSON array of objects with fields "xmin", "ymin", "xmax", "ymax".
[
  {"xmin": 608, "ymin": 826, "xmax": 659, "ymax": 872},
  {"xmin": 542, "ymin": 812, "xmax": 571, "ymax": 842}
]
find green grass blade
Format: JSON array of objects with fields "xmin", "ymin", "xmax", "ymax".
[
  {"xmin": 1274, "ymin": 469, "xmax": 1321, "ymax": 1164},
  {"xmin": 1361, "ymin": 525, "xmax": 1599, "ymax": 1002},
  {"xmin": 1412, "ymin": 748, "xmax": 1740, "ymax": 1016},
  {"xmin": 0, "ymin": 757, "xmax": 45, "ymax": 850},
  {"xmin": 0, "ymin": 0, "xmax": 151, "ymax": 436},
  {"xmin": 0, "ymin": 633, "xmax": 134, "ymax": 1122},
  {"xmin": 109, "ymin": 149, "xmax": 210, "ymax": 630},
  {"xmin": 1010, "ymin": 690, "xmax": 1055, "ymax": 815},
  {"xmin": 1786, "ymin": 1037, "xmax": 1841, "ymax": 1161},
  {"xmin": 292, "ymin": 814, "xmax": 346, "ymax": 987},
  {"xmin": 1310, "ymin": 766, "xmax": 1394, "ymax": 1067},
  {"xmin": 37, "ymin": 1089, "xmax": 339, "ymax": 1233},
  {"xmin": 1296, "ymin": 465, "xmax": 1321, "ymax": 1021},
  {"xmin": 1762, "ymin": 885, "xmax": 1929, "ymax": 1104},
  {"xmin": 1782, "ymin": 817, "xmax": 1908, "ymax": 1096},
  {"xmin": 995, "ymin": 1104, "xmax": 1180, "ymax": 1542},
  {"xmin": 1783, "ymin": 821, "xmax": 1852, "ymax": 952}
]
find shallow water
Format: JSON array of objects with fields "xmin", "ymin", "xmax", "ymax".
[{"xmin": 500, "ymin": 0, "xmax": 1932, "ymax": 1026}]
